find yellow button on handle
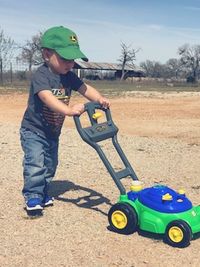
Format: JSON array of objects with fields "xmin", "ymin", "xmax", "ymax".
[{"xmin": 92, "ymin": 112, "xmax": 102, "ymax": 120}]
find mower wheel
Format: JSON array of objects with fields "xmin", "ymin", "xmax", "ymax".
[
  {"xmin": 164, "ymin": 220, "xmax": 192, "ymax": 248},
  {"xmin": 108, "ymin": 203, "xmax": 138, "ymax": 235}
]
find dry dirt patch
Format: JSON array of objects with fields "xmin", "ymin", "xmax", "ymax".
[{"xmin": 0, "ymin": 91, "xmax": 200, "ymax": 267}]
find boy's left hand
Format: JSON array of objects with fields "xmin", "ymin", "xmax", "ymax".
[{"xmin": 98, "ymin": 97, "xmax": 110, "ymax": 109}]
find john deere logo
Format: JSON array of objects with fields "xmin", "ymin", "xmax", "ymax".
[
  {"xmin": 70, "ymin": 35, "xmax": 78, "ymax": 43},
  {"xmin": 96, "ymin": 125, "xmax": 107, "ymax": 132}
]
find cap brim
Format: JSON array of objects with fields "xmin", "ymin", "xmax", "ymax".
[{"xmin": 56, "ymin": 47, "xmax": 88, "ymax": 62}]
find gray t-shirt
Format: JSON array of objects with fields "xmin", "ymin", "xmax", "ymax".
[{"xmin": 21, "ymin": 64, "xmax": 83, "ymax": 139}]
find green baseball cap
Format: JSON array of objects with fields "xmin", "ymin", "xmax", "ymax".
[{"xmin": 41, "ymin": 26, "xmax": 88, "ymax": 61}]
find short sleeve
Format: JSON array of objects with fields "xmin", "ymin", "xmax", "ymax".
[
  {"xmin": 61, "ymin": 71, "xmax": 83, "ymax": 91},
  {"xmin": 31, "ymin": 67, "xmax": 52, "ymax": 95}
]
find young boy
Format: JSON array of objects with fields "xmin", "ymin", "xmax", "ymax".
[{"xmin": 20, "ymin": 26, "xmax": 110, "ymax": 217}]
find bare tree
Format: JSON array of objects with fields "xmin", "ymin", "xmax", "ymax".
[
  {"xmin": 140, "ymin": 60, "xmax": 164, "ymax": 78},
  {"xmin": 0, "ymin": 28, "xmax": 15, "ymax": 84},
  {"xmin": 19, "ymin": 32, "xmax": 43, "ymax": 71},
  {"xmin": 118, "ymin": 42, "xmax": 140, "ymax": 80},
  {"xmin": 178, "ymin": 44, "xmax": 200, "ymax": 83},
  {"xmin": 165, "ymin": 58, "xmax": 184, "ymax": 79}
]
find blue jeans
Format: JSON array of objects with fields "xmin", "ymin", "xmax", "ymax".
[{"xmin": 20, "ymin": 128, "xmax": 59, "ymax": 201}]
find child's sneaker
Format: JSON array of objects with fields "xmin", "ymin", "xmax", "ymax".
[
  {"xmin": 43, "ymin": 195, "xmax": 54, "ymax": 207},
  {"xmin": 25, "ymin": 198, "xmax": 43, "ymax": 217}
]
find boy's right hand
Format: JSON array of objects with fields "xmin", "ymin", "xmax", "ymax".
[{"xmin": 68, "ymin": 103, "xmax": 85, "ymax": 116}]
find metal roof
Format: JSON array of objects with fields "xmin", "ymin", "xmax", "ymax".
[{"xmin": 74, "ymin": 61, "xmax": 143, "ymax": 72}]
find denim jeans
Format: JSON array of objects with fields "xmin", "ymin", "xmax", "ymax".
[{"xmin": 20, "ymin": 128, "xmax": 59, "ymax": 201}]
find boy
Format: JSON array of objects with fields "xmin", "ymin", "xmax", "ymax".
[{"xmin": 20, "ymin": 26, "xmax": 110, "ymax": 217}]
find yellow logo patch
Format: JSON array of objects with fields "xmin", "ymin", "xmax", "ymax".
[{"xmin": 70, "ymin": 35, "xmax": 78, "ymax": 43}]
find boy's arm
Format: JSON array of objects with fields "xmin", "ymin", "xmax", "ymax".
[
  {"xmin": 38, "ymin": 90, "xmax": 84, "ymax": 116},
  {"xmin": 78, "ymin": 83, "xmax": 110, "ymax": 108}
]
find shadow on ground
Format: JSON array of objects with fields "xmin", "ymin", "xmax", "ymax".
[{"xmin": 49, "ymin": 180, "xmax": 112, "ymax": 216}]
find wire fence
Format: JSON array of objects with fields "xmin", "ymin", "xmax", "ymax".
[{"xmin": 0, "ymin": 57, "xmax": 34, "ymax": 87}]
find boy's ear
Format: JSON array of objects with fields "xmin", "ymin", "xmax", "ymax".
[{"xmin": 42, "ymin": 48, "xmax": 53, "ymax": 61}]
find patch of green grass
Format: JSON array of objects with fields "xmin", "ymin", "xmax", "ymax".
[
  {"xmin": 84, "ymin": 80, "xmax": 200, "ymax": 96},
  {"xmin": 0, "ymin": 81, "xmax": 29, "ymax": 94},
  {"xmin": 0, "ymin": 80, "xmax": 199, "ymax": 96}
]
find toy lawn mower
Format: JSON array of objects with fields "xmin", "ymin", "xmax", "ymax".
[{"xmin": 74, "ymin": 101, "xmax": 200, "ymax": 248}]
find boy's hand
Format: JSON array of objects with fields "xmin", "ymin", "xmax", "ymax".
[
  {"xmin": 78, "ymin": 84, "xmax": 110, "ymax": 109},
  {"xmin": 69, "ymin": 103, "xmax": 85, "ymax": 116},
  {"xmin": 98, "ymin": 97, "xmax": 110, "ymax": 109}
]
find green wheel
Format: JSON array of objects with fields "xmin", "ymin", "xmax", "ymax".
[
  {"xmin": 108, "ymin": 203, "xmax": 138, "ymax": 235},
  {"xmin": 164, "ymin": 220, "xmax": 192, "ymax": 248}
]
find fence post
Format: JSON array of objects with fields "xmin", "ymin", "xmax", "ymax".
[{"xmin": 10, "ymin": 62, "xmax": 13, "ymax": 84}]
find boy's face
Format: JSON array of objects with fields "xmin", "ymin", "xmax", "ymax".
[{"xmin": 43, "ymin": 49, "xmax": 75, "ymax": 74}]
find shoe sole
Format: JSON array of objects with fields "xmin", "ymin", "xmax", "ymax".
[
  {"xmin": 26, "ymin": 209, "xmax": 43, "ymax": 218},
  {"xmin": 26, "ymin": 204, "xmax": 43, "ymax": 211},
  {"xmin": 43, "ymin": 197, "xmax": 54, "ymax": 207},
  {"xmin": 44, "ymin": 201, "xmax": 54, "ymax": 207}
]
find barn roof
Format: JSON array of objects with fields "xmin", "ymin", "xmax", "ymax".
[{"xmin": 74, "ymin": 61, "xmax": 143, "ymax": 72}]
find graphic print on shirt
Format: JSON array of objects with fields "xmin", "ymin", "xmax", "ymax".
[{"xmin": 41, "ymin": 87, "xmax": 71, "ymax": 137}]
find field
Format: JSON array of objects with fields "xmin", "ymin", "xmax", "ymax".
[{"xmin": 0, "ymin": 84, "xmax": 200, "ymax": 267}]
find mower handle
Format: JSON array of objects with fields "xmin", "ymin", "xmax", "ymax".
[
  {"xmin": 84, "ymin": 101, "xmax": 103, "ymax": 111},
  {"xmin": 84, "ymin": 101, "xmax": 112, "ymax": 123},
  {"xmin": 73, "ymin": 101, "xmax": 138, "ymax": 195},
  {"xmin": 74, "ymin": 101, "xmax": 112, "ymax": 128}
]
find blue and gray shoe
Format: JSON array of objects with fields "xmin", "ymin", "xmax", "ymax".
[
  {"xmin": 26, "ymin": 198, "xmax": 43, "ymax": 217},
  {"xmin": 43, "ymin": 195, "xmax": 54, "ymax": 207}
]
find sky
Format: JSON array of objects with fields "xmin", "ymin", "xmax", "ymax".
[{"xmin": 1, "ymin": 0, "xmax": 200, "ymax": 64}]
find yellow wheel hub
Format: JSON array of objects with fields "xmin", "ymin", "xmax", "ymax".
[
  {"xmin": 168, "ymin": 226, "xmax": 184, "ymax": 243},
  {"xmin": 111, "ymin": 210, "xmax": 127, "ymax": 229}
]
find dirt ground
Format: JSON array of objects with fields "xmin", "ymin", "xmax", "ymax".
[{"xmin": 0, "ymin": 91, "xmax": 200, "ymax": 267}]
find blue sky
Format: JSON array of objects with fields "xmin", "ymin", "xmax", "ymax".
[{"xmin": 1, "ymin": 0, "xmax": 200, "ymax": 64}]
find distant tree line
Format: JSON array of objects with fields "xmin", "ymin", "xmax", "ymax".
[
  {"xmin": 119, "ymin": 42, "xmax": 200, "ymax": 83},
  {"xmin": 0, "ymin": 27, "xmax": 200, "ymax": 84}
]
